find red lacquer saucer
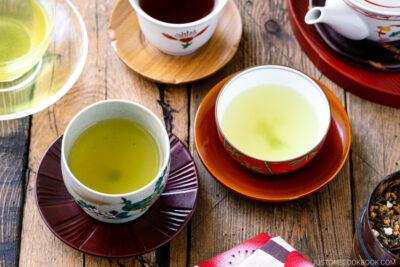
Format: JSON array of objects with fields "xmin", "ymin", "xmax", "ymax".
[
  {"xmin": 288, "ymin": 0, "xmax": 400, "ymax": 108},
  {"xmin": 194, "ymin": 75, "xmax": 351, "ymax": 202},
  {"xmin": 35, "ymin": 133, "xmax": 198, "ymax": 257}
]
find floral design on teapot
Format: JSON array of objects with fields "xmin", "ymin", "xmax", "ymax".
[
  {"xmin": 162, "ymin": 25, "xmax": 209, "ymax": 49},
  {"xmin": 377, "ymin": 25, "xmax": 400, "ymax": 41}
]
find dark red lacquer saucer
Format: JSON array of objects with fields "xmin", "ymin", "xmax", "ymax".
[
  {"xmin": 288, "ymin": 0, "xmax": 400, "ymax": 108},
  {"xmin": 35, "ymin": 133, "xmax": 198, "ymax": 258}
]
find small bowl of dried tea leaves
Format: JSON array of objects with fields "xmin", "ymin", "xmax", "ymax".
[
  {"xmin": 369, "ymin": 186, "xmax": 400, "ymax": 254},
  {"xmin": 353, "ymin": 170, "xmax": 400, "ymax": 265}
]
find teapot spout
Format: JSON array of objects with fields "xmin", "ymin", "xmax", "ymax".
[
  {"xmin": 305, "ymin": 7, "xmax": 325, "ymax": 25},
  {"xmin": 305, "ymin": 5, "xmax": 370, "ymax": 40}
]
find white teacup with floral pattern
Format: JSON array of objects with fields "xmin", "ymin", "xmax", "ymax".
[
  {"xmin": 61, "ymin": 100, "xmax": 170, "ymax": 224},
  {"xmin": 129, "ymin": 0, "xmax": 227, "ymax": 55}
]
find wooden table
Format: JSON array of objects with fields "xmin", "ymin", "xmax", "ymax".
[{"xmin": 1, "ymin": 0, "xmax": 399, "ymax": 266}]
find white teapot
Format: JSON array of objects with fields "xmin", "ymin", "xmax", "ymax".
[{"xmin": 305, "ymin": 0, "xmax": 400, "ymax": 42}]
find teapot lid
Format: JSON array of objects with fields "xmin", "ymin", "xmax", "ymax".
[{"xmin": 350, "ymin": 0, "xmax": 400, "ymax": 15}]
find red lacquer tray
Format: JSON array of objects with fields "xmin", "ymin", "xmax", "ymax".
[{"xmin": 288, "ymin": 0, "xmax": 400, "ymax": 108}]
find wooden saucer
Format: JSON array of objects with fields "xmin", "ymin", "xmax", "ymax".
[
  {"xmin": 194, "ymin": 75, "xmax": 351, "ymax": 202},
  {"xmin": 109, "ymin": 0, "xmax": 242, "ymax": 84}
]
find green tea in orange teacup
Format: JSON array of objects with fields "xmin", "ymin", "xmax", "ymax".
[
  {"xmin": 221, "ymin": 84, "xmax": 320, "ymax": 161},
  {"xmin": 215, "ymin": 65, "xmax": 331, "ymax": 175}
]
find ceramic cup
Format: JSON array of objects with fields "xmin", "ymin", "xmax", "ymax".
[
  {"xmin": 128, "ymin": 0, "xmax": 227, "ymax": 55},
  {"xmin": 305, "ymin": 0, "xmax": 400, "ymax": 42},
  {"xmin": 352, "ymin": 171, "xmax": 400, "ymax": 266},
  {"xmin": 215, "ymin": 65, "xmax": 331, "ymax": 175},
  {"xmin": 61, "ymin": 100, "xmax": 170, "ymax": 224}
]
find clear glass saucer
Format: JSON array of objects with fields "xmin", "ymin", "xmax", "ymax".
[{"xmin": 0, "ymin": 0, "xmax": 88, "ymax": 120}]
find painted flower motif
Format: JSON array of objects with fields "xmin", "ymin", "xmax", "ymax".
[
  {"xmin": 222, "ymin": 138, "xmax": 267, "ymax": 174},
  {"xmin": 75, "ymin": 165, "xmax": 168, "ymax": 220},
  {"xmin": 121, "ymin": 196, "xmax": 153, "ymax": 211},
  {"xmin": 377, "ymin": 25, "xmax": 400, "ymax": 40},
  {"xmin": 155, "ymin": 167, "xmax": 168, "ymax": 194},
  {"xmin": 108, "ymin": 210, "xmax": 131, "ymax": 219},
  {"xmin": 162, "ymin": 25, "xmax": 209, "ymax": 49},
  {"xmin": 76, "ymin": 199, "xmax": 132, "ymax": 219},
  {"xmin": 77, "ymin": 199, "xmax": 95, "ymax": 209},
  {"xmin": 390, "ymin": 31, "xmax": 400, "ymax": 37},
  {"xmin": 287, "ymin": 146, "xmax": 320, "ymax": 166}
]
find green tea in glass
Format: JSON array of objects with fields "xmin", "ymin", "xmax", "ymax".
[{"xmin": 0, "ymin": 0, "xmax": 55, "ymax": 82}]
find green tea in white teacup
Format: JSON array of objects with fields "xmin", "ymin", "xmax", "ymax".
[
  {"xmin": 61, "ymin": 100, "xmax": 170, "ymax": 223},
  {"xmin": 67, "ymin": 118, "xmax": 161, "ymax": 195}
]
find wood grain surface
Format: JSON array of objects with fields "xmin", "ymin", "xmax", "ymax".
[
  {"xmin": 0, "ymin": 119, "xmax": 29, "ymax": 267},
  {"xmin": 0, "ymin": 0, "xmax": 398, "ymax": 266}
]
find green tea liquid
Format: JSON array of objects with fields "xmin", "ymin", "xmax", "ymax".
[
  {"xmin": 0, "ymin": 0, "xmax": 49, "ymax": 62},
  {"xmin": 221, "ymin": 85, "xmax": 319, "ymax": 161},
  {"xmin": 68, "ymin": 119, "xmax": 160, "ymax": 194}
]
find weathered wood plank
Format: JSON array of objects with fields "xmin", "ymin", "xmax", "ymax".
[
  {"xmin": 20, "ymin": 0, "xmax": 190, "ymax": 265},
  {"xmin": 188, "ymin": 0, "xmax": 353, "ymax": 265},
  {"xmin": 19, "ymin": 0, "xmax": 112, "ymax": 265},
  {"xmin": 0, "ymin": 119, "xmax": 29, "ymax": 267},
  {"xmin": 162, "ymin": 84, "xmax": 189, "ymax": 267},
  {"xmin": 19, "ymin": 102, "xmax": 87, "ymax": 265},
  {"xmin": 348, "ymin": 93, "xmax": 400, "ymax": 227},
  {"xmin": 19, "ymin": 0, "xmax": 102, "ymax": 265}
]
